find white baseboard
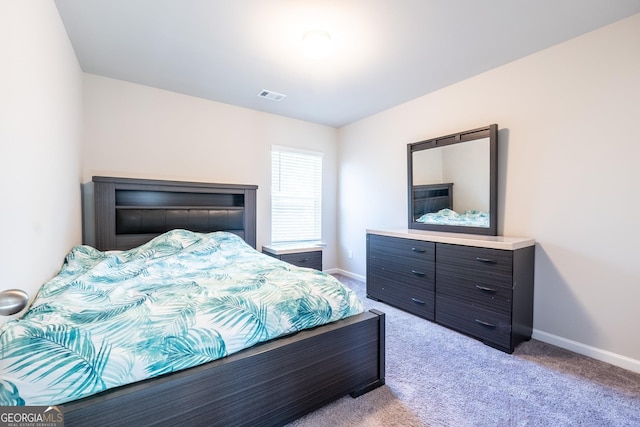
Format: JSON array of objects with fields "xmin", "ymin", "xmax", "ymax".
[
  {"xmin": 532, "ymin": 329, "xmax": 640, "ymax": 374},
  {"xmin": 332, "ymin": 268, "xmax": 365, "ymax": 282}
]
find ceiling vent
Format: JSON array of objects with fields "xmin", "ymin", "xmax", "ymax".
[{"xmin": 257, "ymin": 89, "xmax": 286, "ymax": 102}]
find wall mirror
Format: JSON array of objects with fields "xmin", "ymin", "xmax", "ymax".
[{"xmin": 408, "ymin": 124, "xmax": 497, "ymax": 236}]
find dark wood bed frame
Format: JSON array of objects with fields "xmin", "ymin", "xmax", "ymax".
[{"xmin": 68, "ymin": 176, "xmax": 385, "ymax": 426}]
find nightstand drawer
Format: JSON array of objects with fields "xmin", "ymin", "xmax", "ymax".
[
  {"xmin": 279, "ymin": 251, "xmax": 322, "ymax": 270},
  {"xmin": 262, "ymin": 247, "xmax": 323, "ymax": 271},
  {"xmin": 280, "ymin": 251, "xmax": 322, "ymax": 268}
]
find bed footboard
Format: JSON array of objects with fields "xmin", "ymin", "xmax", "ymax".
[{"xmin": 63, "ymin": 309, "xmax": 385, "ymax": 426}]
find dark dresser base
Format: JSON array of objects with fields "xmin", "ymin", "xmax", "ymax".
[{"xmin": 366, "ymin": 231, "xmax": 535, "ymax": 353}]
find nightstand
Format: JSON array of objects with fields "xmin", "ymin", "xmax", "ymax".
[{"xmin": 262, "ymin": 244, "xmax": 323, "ymax": 271}]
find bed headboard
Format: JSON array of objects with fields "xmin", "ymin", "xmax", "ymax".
[{"xmin": 87, "ymin": 176, "xmax": 258, "ymax": 250}]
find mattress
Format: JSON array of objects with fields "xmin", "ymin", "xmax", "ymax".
[{"xmin": 0, "ymin": 230, "xmax": 363, "ymax": 406}]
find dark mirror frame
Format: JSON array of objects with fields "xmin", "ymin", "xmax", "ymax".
[{"xmin": 407, "ymin": 124, "xmax": 498, "ymax": 236}]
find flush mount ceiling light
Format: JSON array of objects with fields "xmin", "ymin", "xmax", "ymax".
[{"xmin": 301, "ymin": 30, "xmax": 332, "ymax": 59}]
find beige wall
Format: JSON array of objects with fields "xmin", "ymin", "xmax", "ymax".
[
  {"xmin": 82, "ymin": 75, "xmax": 339, "ymax": 267},
  {"xmin": 337, "ymin": 14, "xmax": 640, "ymax": 371},
  {"xmin": 0, "ymin": 1, "xmax": 83, "ymax": 321}
]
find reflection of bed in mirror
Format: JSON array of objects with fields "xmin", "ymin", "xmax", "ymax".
[
  {"xmin": 408, "ymin": 124, "xmax": 497, "ymax": 236},
  {"xmin": 412, "ymin": 183, "xmax": 452, "ymax": 218},
  {"xmin": 412, "ymin": 183, "xmax": 489, "ymax": 227}
]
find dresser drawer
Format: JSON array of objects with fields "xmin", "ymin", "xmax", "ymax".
[
  {"xmin": 368, "ymin": 261, "xmax": 434, "ymax": 291},
  {"xmin": 436, "ymin": 295, "xmax": 512, "ymax": 350},
  {"xmin": 368, "ymin": 272, "xmax": 434, "ymax": 320},
  {"xmin": 436, "ymin": 243, "xmax": 512, "ymax": 282},
  {"xmin": 369, "ymin": 235, "xmax": 435, "ymax": 285},
  {"xmin": 369, "ymin": 253, "xmax": 434, "ymax": 285},
  {"xmin": 369, "ymin": 234, "xmax": 434, "ymax": 263},
  {"xmin": 436, "ymin": 271, "xmax": 512, "ymax": 316}
]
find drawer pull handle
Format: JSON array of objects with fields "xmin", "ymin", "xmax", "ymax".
[
  {"xmin": 411, "ymin": 270, "xmax": 426, "ymax": 277},
  {"xmin": 411, "ymin": 297, "xmax": 426, "ymax": 305},
  {"xmin": 475, "ymin": 257, "xmax": 496, "ymax": 264},
  {"xmin": 475, "ymin": 319, "xmax": 496, "ymax": 328},
  {"xmin": 411, "ymin": 247, "xmax": 426, "ymax": 253},
  {"xmin": 475, "ymin": 285, "xmax": 496, "ymax": 293}
]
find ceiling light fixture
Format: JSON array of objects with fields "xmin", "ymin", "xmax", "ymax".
[
  {"xmin": 301, "ymin": 30, "xmax": 332, "ymax": 60},
  {"xmin": 257, "ymin": 89, "xmax": 286, "ymax": 102}
]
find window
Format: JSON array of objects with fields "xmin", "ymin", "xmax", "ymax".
[{"xmin": 271, "ymin": 146, "xmax": 322, "ymax": 244}]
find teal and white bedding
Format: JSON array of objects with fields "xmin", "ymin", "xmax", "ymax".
[
  {"xmin": 416, "ymin": 208, "xmax": 489, "ymax": 227},
  {"xmin": 0, "ymin": 230, "xmax": 363, "ymax": 406}
]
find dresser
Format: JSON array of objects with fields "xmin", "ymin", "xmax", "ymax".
[{"xmin": 367, "ymin": 229, "xmax": 535, "ymax": 353}]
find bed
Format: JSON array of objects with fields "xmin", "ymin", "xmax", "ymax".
[{"xmin": 1, "ymin": 176, "xmax": 385, "ymax": 426}]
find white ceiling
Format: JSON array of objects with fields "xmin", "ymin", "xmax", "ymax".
[{"xmin": 54, "ymin": 0, "xmax": 640, "ymax": 128}]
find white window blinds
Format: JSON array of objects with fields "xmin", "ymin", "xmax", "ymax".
[{"xmin": 271, "ymin": 146, "xmax": 322, "ymax": 244}]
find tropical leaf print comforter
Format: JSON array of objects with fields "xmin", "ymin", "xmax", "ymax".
[{"xmin": 0, "ymin": 230, "xmax": 364, "ymax": 406}]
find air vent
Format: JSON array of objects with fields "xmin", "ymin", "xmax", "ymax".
[{"xmin": 257, "ymin": 89, "xmax": 286, "ymax": 102}]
